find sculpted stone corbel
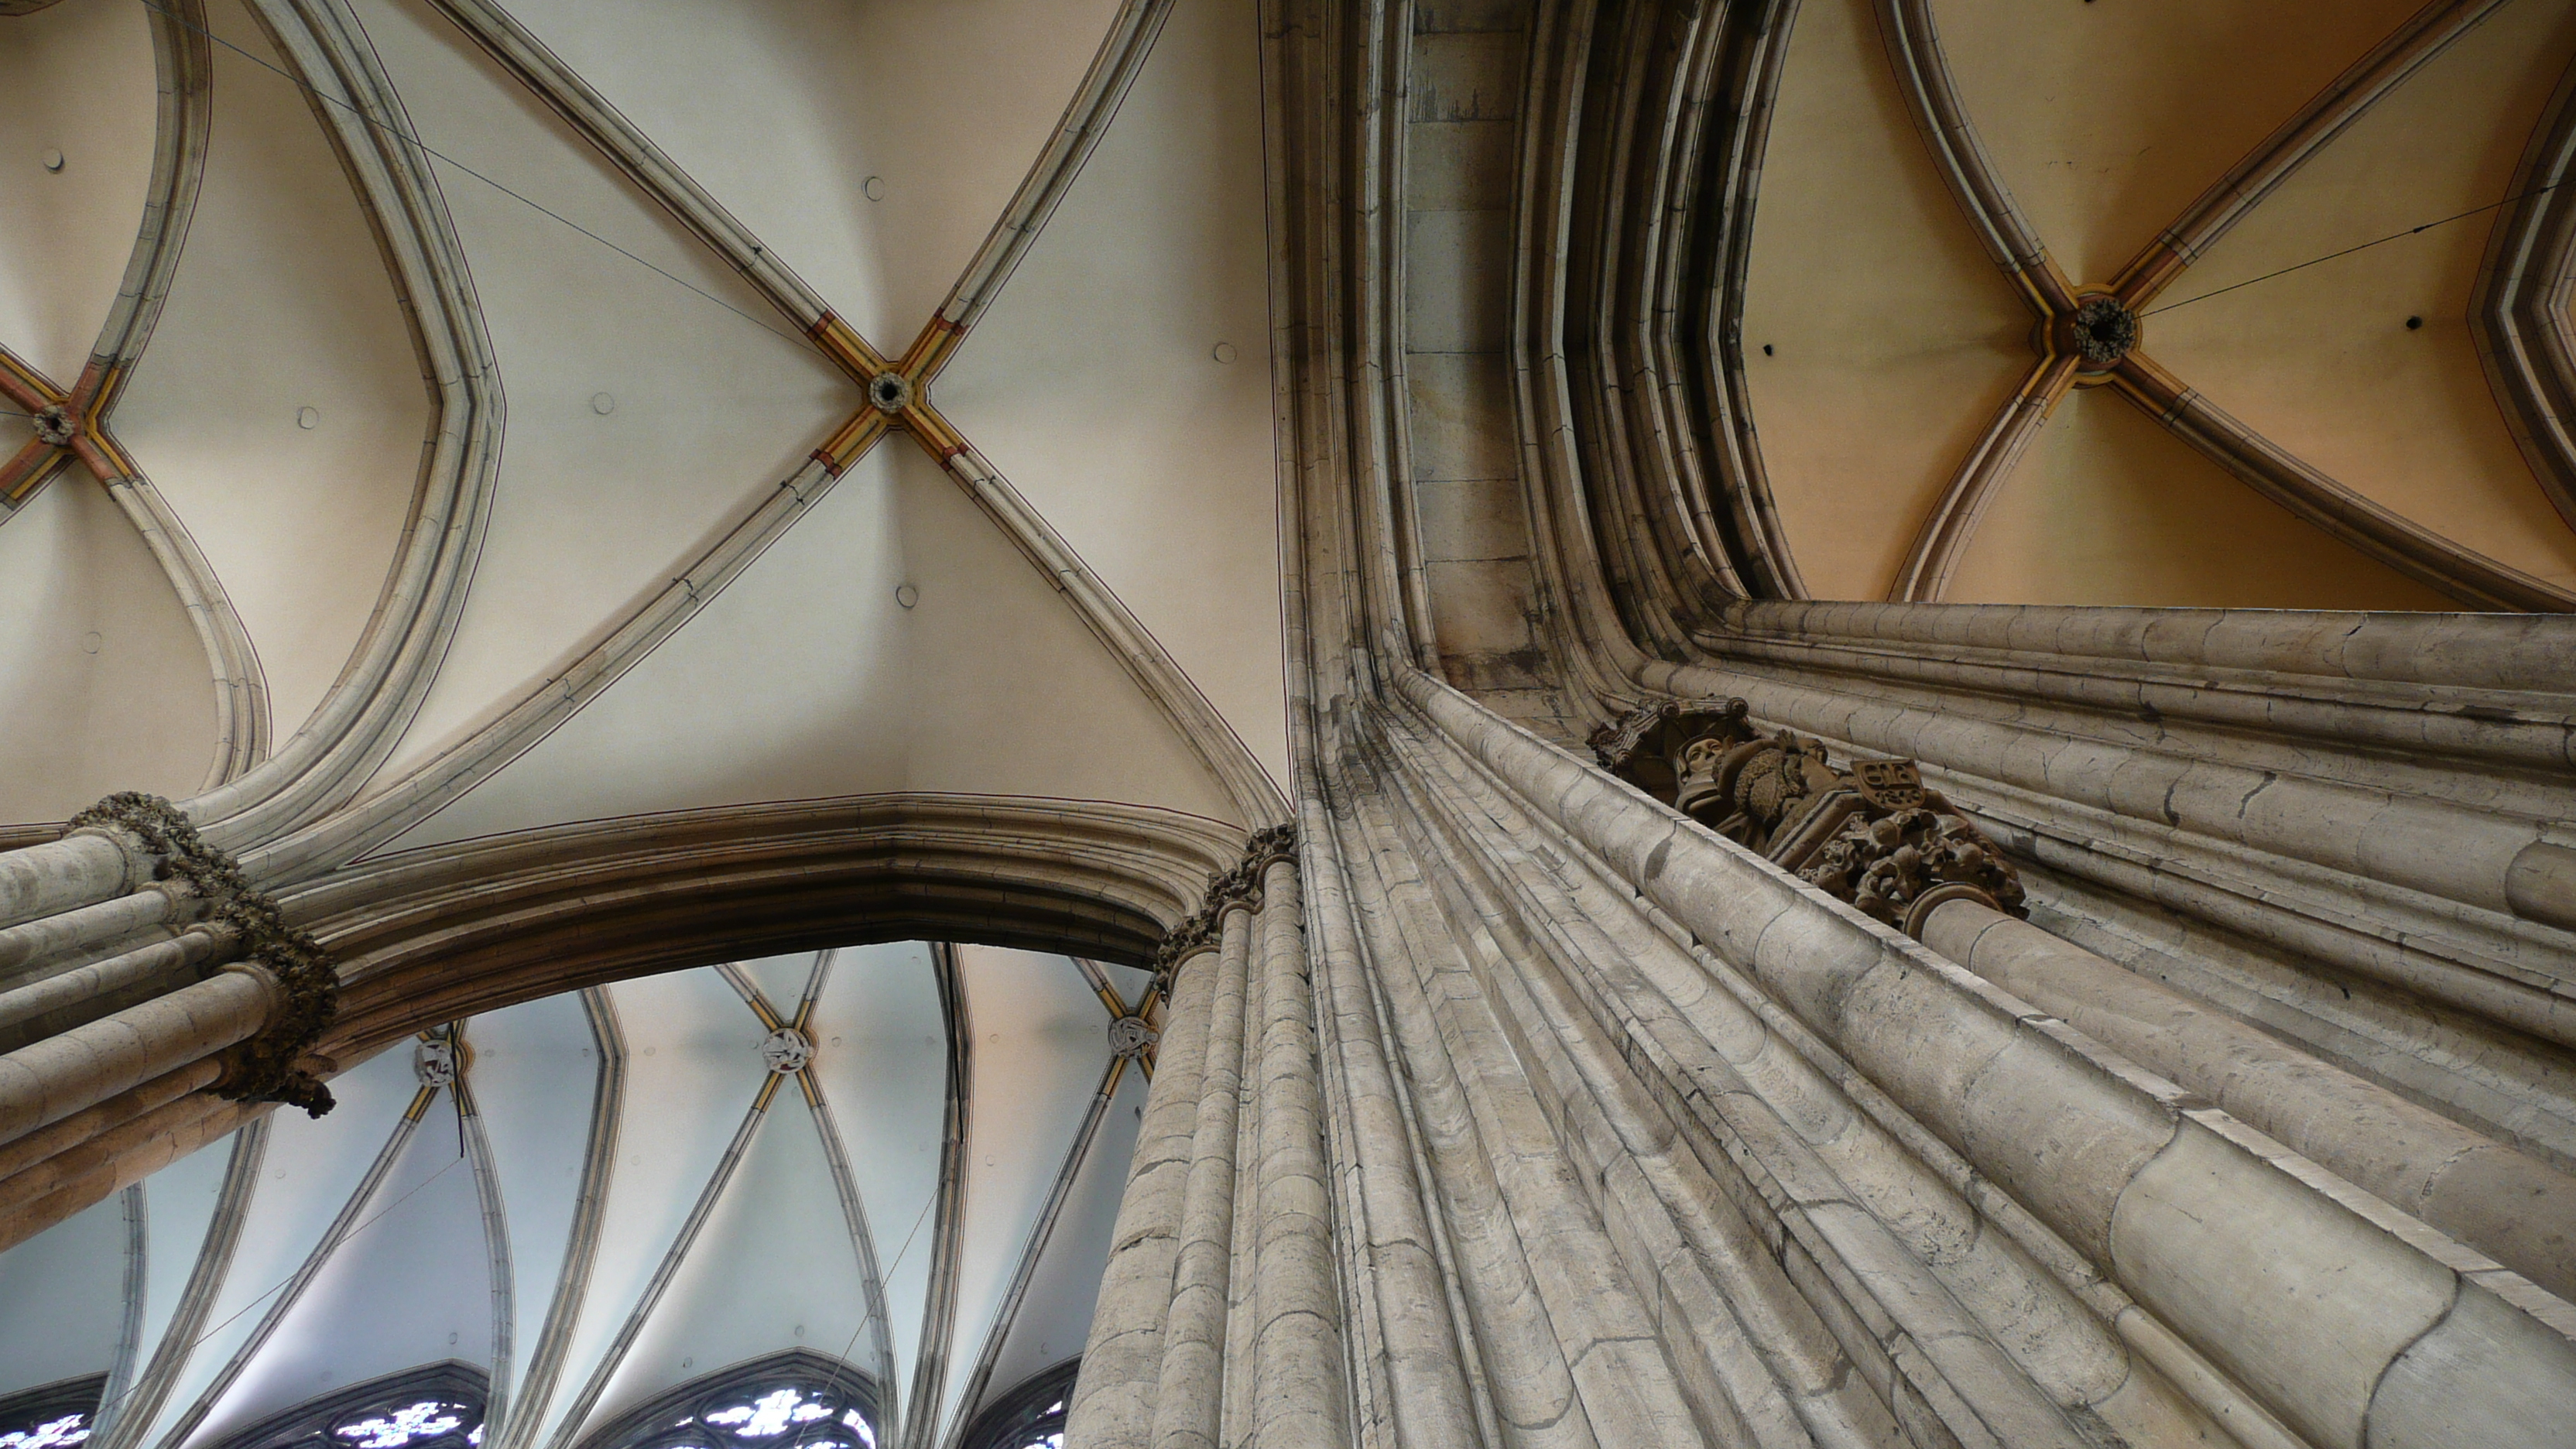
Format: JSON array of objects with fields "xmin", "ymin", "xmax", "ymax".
[
  {"xmin": 1591, "ymin": 699, "xmax": 2026, "ymax": 934},
  {"xmin": 1148, "ymin": 821, "xmax": 1297, "ymax": 990},
  {"xmin": 64, "ymin": 793, "xmax": 341, "ymax": 1115}
]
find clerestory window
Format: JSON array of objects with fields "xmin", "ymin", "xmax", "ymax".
[
  {"xmin": 572, "ymin": 1352, "xmax": 878, "ymax": 1449},
  {"xmin": 214, "ymin": 1365, "xmax": 485, "ymax": 1449},
  {"xmin": 0, "ymin": 1373, "xmax": 106, "ymax": 1449},
  {"xmin": 952, "ymin": 1362, "xmax": 1076, "ymax": 1449}
]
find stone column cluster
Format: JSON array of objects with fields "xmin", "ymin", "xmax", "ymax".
[
  {"xmin": 1380, "ymin": 669, "xmax": 2576, "ymax": 1448},
  {"xmin": 0, "ymin": 793, "xmax": 339, "ymax": 1251},
  {"xmin": 1067, "ymin": 824, "xmax": 1352, "ymax": 1449},
  {"xmin": 1592, "ymin": 696, "xmax": 2576, "ymax": 1303}
]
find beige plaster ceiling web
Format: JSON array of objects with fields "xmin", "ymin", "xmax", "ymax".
[
  {"xmin": 1742, "ymin": 0, "xmax": 2576, "ymax": 609},
  {"xmin": 0, "ymin": 3, "xmax": 1278, "ymax": 1446},
  {"xmin": 0, "ymin": 0, "xmax": 1289, "ymax": 841}
]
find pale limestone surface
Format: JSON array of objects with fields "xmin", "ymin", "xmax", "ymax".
[{"xmin": 5, "ymin": 2, "xmax": 2576, "ymax": 1447}]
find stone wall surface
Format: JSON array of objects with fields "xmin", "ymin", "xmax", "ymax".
[{"xmin": 3, "ymin": 1, "xmax": 2576, "ymax": 1447}]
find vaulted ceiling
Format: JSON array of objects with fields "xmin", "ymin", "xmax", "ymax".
[
  {"xmin": 0, "ymin": 944, "xmax": 1150, "ymax": 1449},
  {"xmin": 2, "ymin": 0, "xmax": 1275, "ymax": 1440},
  {"xmin": 0, "ymin": 0, "xmax": 1286, "ymax": 833},
  {"xmin": 9, "ymin": 0, "xmax": 2576, "ymax": 1445},
  {"xmin": 1738, "ymin": 0, "xmax": 2576, "ymax": 610}
]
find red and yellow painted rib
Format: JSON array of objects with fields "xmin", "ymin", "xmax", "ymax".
[{"xmin": 803, "ymin": 312, "xmax": 976, "ymax": 476}]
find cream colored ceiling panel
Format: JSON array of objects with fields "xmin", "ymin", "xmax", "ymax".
[
  {"xmin": 186, "ymin": 1112, "xmax": 496, "ymax": 1449},
  {"xmin": 800, "ymin": 942, "xmax": 947, "ymax": 1423},
  {"xmin": 0, "ymin": 0, "xmax": 157, "ymax": 386},
  {"xmin": 1738, "ymin": 0, "xmax": 2029, "ymax": 601},
  {"xmin": 531, "ymin": 971, "xmax": 768, "ymax": 1449},
  {"xmin": 0, "ymin": 472, "xmax": 216, "ymax": 824},
  {"xmin": 934, "ymin": 0, "xmax": 1289, "ymax": 790},
  {"xmin": 0, "ymin": 1190, "xmax": 125, "ymax": 1398},
  {"xmin": 463, "ymin": 989, "xmax": 606, "ymax": 1430},
  {"xmin": 594, "ymin": 1094, "xmax": 875, "ymax": 1438},
  {"xmin": 1931, "ymin": 0, "xmax": 2421, "ymax": 286},
  {"xmin": 351, "ymin": 0, "xmax": 858, "ymax": 785},
  {"xmin": 486, "ymin": 0, "xmax": 1121, "ymax": 346},
  {"xmin": 2147, "ymin": 0, "xmax": 2576, "ymax": 594},
  {"xmin": 111, "ymin": 0, "xmax": 429, "ymax": 744},
  {"xmin": 1944, "ymin": 388, "xmax": 2450, "ymax": 610},
  {"xmin": 383, "ymin": 443, "xmax": 1238, "ymax": 854},
  {"xmin": 127, "ymin": 1046, "xmax": 431, "ymax": 1449},
  {"xmin": 973, "ymin": 1060, "xmax": 1143, "ymax": 1420},
  {"xmin": 936, "ymin": 947, "xmax": 1115, "ymax": 1444}
]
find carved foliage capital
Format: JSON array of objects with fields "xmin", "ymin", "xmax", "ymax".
[
  {"xmin": 1149, "ymin": 822, "xmax": 1297, "ymax": 988},
  {"xmin": 67, "ymin": 793, "xmax": 340, "ymax": 1115},
  {"xmin": 1591, "ymin": 706, "xmax": 2027, "ymax": 937}
]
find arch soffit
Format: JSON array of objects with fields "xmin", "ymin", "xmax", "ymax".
[{"xmin": 285, "ymin": 793, "xmax": 1242, "ymax": 1059}]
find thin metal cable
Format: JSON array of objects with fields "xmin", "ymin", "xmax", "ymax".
[
  {"xmin": 133, "ymin": 0, "xmax": 812, "ymax": 349},
  {"xmin": 2144, "ymin": 178, "xmax": 2566, "ymax": 317},
  {"xmin": 87, "ymin": 1148, "xmax": 469, "ymax": 1427}
]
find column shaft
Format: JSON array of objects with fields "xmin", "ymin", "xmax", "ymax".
[
  {"xmin": 0, "ymin": 930, "xmax": 228, "ymax": 1039},
  {"xmin": 0, "ymin": 1088, "xmax": 231, "ymax": 1215},
  {"xmin": 1920, "ymin": 899, "xmax": 2576, "ymax": 1302},
  {"xmin": 1247, "ymin": 864, "xmax": 1349, "ymax": 1444},
  {"xmin": 1301, "ymin": 810, "xmax": 1484, "ymax": 1449},
  {"xmin": 0, "ymin": 1057, "xmax": 222, "ymax": 1180},
  {"xmin": 1402, "ymin": 668, "xmax": 2576, "ymax": 1448},
  {"xmin": 0, "ymin": 834, "xmax": 135, "ymax": 933},
  {"xmin": 1149, "ymin": 908, "xmax": 1254, "ymax": 1449},
  {"xmin": 0, "ymin": 888, "xmax": 188, "ymax": 982},
  {"xmin": 2, "ymin": 1097, "xmax": 259, "ymax": 1253},
  {"xmin": 0, "ymin": 968, "xmax": 270, "ymax": 1147},
  {"xmin": 1067, "ymin": 934, "xmax": 1219, "ymax": 1447}
]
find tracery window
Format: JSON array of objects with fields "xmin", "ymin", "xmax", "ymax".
[
  {"xmin": 954, "ymin": 1362, "xmax": 1076, "ymax": 1449},
  {"xmin": 215, "ymin": 1364, "xmax": 485, "ymax": 1449},
  {"xmin": 575, "ymin": 1353, "xmax": 878, "ymax": 1449},
  {"xmin": 0, "ymin": 1373, "xmax": 106, "ymax": 1449}
]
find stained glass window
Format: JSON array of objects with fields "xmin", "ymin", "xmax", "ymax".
[
  {"xmin": 955, "ymin": 1362, "xmax": 1076, "ymax": 1449},
  {"xmin": 576, "ymin": 1352, "xmax": 878, "ymax": 1449},
  {"xmin": 216, "ymin": 1365, "xmax": 485, "ymax": 1449},
  {"xmin": 0, "ymin": 1374, "xmax": 105, "ymax": 1449}
]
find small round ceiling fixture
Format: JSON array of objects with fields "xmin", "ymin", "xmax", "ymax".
[
  {"xmin": 895, "ymin": 583, "xmax": 920, "ymax": 609},
  {"xmin": 863, "ymin": 175, "xmax": 886, "ymax": 202},
  {"xmin": 1212, "ymin": 341, "xmax": 1237, "ymax": 364},
  {"xmin": 296, "ymin": 406, "xmax": 321, "ymax": 430},
  {"xmin": 42, "ymin": 149, "xmax": 64, "ymax": 173},
  {"xmin": 868, "ymin": 370, "xmax": 912, "ymax": 414},
  {"xmin": 591, "ymin": 392, "xmax": 617, "ymax": 415}
]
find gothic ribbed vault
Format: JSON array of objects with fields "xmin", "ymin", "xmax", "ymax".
[{"xmin": 5, "ymin": 2, "xmax": 2576, "ymax": 1448}]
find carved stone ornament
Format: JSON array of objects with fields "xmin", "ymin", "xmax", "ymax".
[
  {"xmin": 2071, "ymin": 294, "xmax": 2139, "ymax": 367},
  {"xmin": 1149, "ymin": 821, "xmax": 1297, "ymax": 988},
  {"xmin": 759, "ymin": 1027, "xmax": 814, "ymax": 1075},
  {"xmin": 1592, "ymin": 699, "xmax": 2026, "ymax": 935},
  {"xmin": 413, "ymin": 1036, "xmax": 458, "ymax": 1088},
  {"xmin": 30, "ymin": 403, "xmax": 77, "ymax": 447},
  {"xmin": 66, "ymin": 792, "xmax": 341, "ymax": 1115},
  {"xmin": 1107, "ymin": 1014, "xmax": 1160, "ymax": 1059}
]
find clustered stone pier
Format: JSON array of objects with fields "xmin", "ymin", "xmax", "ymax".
[{"xmin": 0, "ymin": 794, "xmax": 337, "ymax": 1249}]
